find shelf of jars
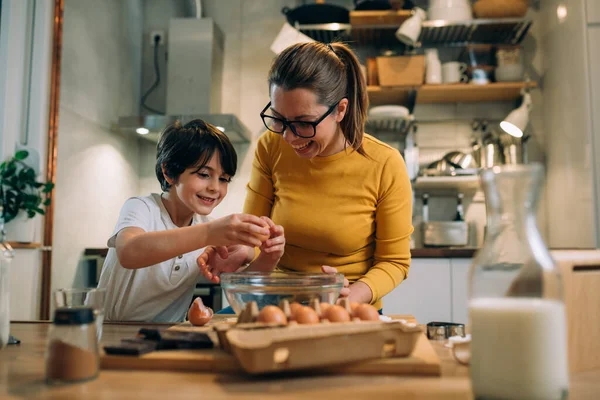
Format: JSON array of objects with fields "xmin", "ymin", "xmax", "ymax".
[
  {"xmin": 368, "ymin": 81, "xmax": 536, "ymax": 106},
  {"xmin": 297, "ymin": 11, "xmax": 533, "ymax": 47}
]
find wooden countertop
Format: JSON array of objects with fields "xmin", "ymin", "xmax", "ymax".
[
  {"xmin": 85, "ymin": 247, "xmax": 479, "ymax": 259},
  {"xmin": 2, "ymin": 321, "xmax": 599, "ymax": 399}
]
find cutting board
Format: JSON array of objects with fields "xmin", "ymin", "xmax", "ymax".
[{"xmin": 100, "ymin": 315, "xmax": 441, "ymax": 376}]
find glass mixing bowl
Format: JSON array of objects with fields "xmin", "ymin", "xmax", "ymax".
[{"xmin": 220, "ymin": 271, "xmax": 344, "ymax": 314}]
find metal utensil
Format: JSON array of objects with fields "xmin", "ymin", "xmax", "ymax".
[
  {"xmin": 427, "ymin": 159, "xmax": 456, "ymax": 175},
  {"xmin": 443, "ymin": 151, "xmax": 477, "ymax": 169}
]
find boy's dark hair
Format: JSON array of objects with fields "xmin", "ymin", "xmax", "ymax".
[{"xmin": 155, "ymin": 119, "xmax": 237, "ymax": 192}]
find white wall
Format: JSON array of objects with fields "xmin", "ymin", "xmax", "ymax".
[
  {"xmin": 539, "ymin": 0, "xmax": 598, "ymax": 248},
  {"xmin": 0, "ymin": 0, "xmax": 53, "ymax": 320},
  {"xmin": 51, "ymin": 0, "xmax": 143, "ymax": 302}
]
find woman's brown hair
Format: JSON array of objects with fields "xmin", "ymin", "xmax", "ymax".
[{"xmin": 268, "ymin": 42, "xmax": 369, "ymax": 155}]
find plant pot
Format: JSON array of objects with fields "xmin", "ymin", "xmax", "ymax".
[{"xmin": 5, "ymin": 211, "xmax": 36, "ymax": 243}]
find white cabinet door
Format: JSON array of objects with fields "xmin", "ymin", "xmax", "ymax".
[
  {"xmin": 587, "ymin": 0, "xmax": 600, "ymax": 24},
  {"xmin": 382, "ymin": 258, "xmax": 451, "ymax": 324},
  {"xmin": 450, "ymin": 258, "xmax": 472, "ymax": 324},
  {"xmin": 587, "ymin": 25, "xmax": 600, "ymax": 246}
]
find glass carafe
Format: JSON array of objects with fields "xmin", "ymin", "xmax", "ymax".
[
  {"xmin": 469, "ymin": 164, "xmax": 569, "ymax": 400},
  {"xmin": 0, "ymin": 205, "xmax": 15, "ymax": 349}
]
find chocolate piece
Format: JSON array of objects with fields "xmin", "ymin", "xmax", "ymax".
[
  {"xmin": 159, "ymin": 331, "xmax": 214, "ymax": 350},
  {"xmin": 103, "ymin": 341, "xmax": 157, "ymax": 356}
]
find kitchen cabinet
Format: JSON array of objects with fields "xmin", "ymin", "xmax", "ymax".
[
  {"xmin": 382, "ymin": 258, "xmax": 452, "ymax": 324},
  {"xmin": 450, "ymin": 258, "xmax": 472, "ymax": 324},
  {"xmin": 587, "ymin": 0, "xmax": 600, "ymax": 24}
]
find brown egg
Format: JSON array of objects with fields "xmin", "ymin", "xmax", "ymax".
[
  {"xmin": 322, "ymin": 305, "xmax": 351, "ymax": 323},
  {"xmin": 294, "ymin": 306, "xmax": 320, "ymax": 324},
  {"xmin": 257, "ymin": 305, "xmax": 287, "ymax": 325},
  {"xmin": 319, "ymin": 302, "xmax": 332, "ymax": 314},
  {"xmin": 349, "ymin": 302, "xmax": 360, "ymax": 315},
  {"xmin": 353, "ymin": 304, "xmax": 380, "ymax": 321},
  {"xmin": 288, "ymin": 302, "xmax": 303, "ymax": 321},
  {"xmin": 254, "ymin": 231, "xmax": 270, "ymax": 243}
]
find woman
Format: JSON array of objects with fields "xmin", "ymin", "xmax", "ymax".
[{"xmin": 200, "ymin": 42, "xmax": 413, "ymax": 311}]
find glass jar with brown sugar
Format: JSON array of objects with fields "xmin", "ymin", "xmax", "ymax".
[{"xmin": 45, "ymin": 307, "xmax": 99, "ymax": 384}]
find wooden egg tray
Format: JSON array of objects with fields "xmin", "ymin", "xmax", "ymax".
[{"xmin": 213, "ymin": 299, "xmax": 423, "ymax": 374}]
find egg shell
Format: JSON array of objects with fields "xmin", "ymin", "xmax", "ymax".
[
  {"xmin": 353, "ymin": 304, "xmax": 380, "ymax": 321},
  {"xmin": 294, "ymin": 306, "xmax": 320, "ymax": 324},
  {"xmin": 257, "ymin": 305, "xmax": 288, "ymax": 325},
  {"xmin": 254, "ymin": 231, "xmax": 270, "ymax": 243},
  {"xmin": 188, "ymin": 298, "xmax": 214, "ymax": 326},
  {"xmin": 322, "ymin": 305, "xmax": 351, "ymax": 323}
]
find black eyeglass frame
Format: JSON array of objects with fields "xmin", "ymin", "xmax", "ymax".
[{"xmin": 260, "ymin": 99, "xmax": 344, "ymax": 139}]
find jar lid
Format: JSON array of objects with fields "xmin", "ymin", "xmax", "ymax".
[{"xmin": 53, "ymin": 307, "xmax": 95, "ymax": 325}]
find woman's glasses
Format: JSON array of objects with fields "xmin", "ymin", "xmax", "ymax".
[{"xmin": 260, "ymin": 100, "xmax": 343, "ymax": 139}]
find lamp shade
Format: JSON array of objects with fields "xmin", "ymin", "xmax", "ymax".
[
  {"xmin": 500, "ymin": 92, "xmax": 532, "ymax": 138},
  {"xmin": 395, "ymin": 8, "xmax": 426, "ymax": 47}
]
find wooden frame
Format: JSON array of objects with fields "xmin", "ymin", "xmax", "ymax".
[{"xmin": 40, "ymin": 0, "xmax": 64, "ymax": 320}]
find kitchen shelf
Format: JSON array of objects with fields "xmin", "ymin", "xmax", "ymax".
[
  {"xmin": 368, "ymin": 82, "xmax": 536, "ymax": 106},
  {"xmin": 298, "ymin": 13, "xmax": 532, "ymax": 48},
  {"xmin": 6, "ymin": 242, "xmax": 43, "ymax": 249},
  {"xmin": 368, "ymin": 85, "xmax": 417, "ymax": 106},
  {"xmin": 366, "ymin": 117, "xmax": 415, "ymax": 141},
  {"xmin": 413, "ymin": 175, "xmax": 480, "ymax": 192},
  {"xmin": 419, "ymin": 18, "xmax": 532, "ymax": 47},
  {"xmin": 417, "ymin": 81, "xmax": 537, "ymax": 103}
]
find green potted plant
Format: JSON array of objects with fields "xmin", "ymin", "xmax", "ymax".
[{"xmin": 0, "ymin": 150, "xmax": 54, "ymax": 242}]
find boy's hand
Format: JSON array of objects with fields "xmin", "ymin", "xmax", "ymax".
[
  {"xmin": 207, "ymin": 213, "xmax": 270, "ymax": 248},
  {"xmin": 197, "ymin": 245, "xmax": 251, "ymax": 284},
  {"xmin": 250, "ymin": 217, "xmax": 285, "ymax": 272}
]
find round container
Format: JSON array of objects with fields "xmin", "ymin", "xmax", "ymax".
[
  {"xmin": 45, "ymin": 307, "xmax": 99, "ymax": 384},
  {"xmin": 220, "ymin": 272, "xmax": 344, "ymax": 314}
]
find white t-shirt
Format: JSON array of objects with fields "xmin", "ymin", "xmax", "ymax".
[{"xmin": 97, "ymin": 193, "xmax": 208, "ymax": 322}]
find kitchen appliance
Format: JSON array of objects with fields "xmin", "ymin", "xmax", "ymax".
[
  {"xmin": 443, "ymin": 151, "xmax": 477, "ymax": 169},
  {"xmin": 500, "ymin": 133, "xmax": 529, "ymax": 164},
  {"xmin": 282, "ymin": 1, "xmax": 350, "ymax": 26},
  {"xmin": 422, "ymin": 193, "xmax": 469, "ymax": 247},
  {"xmin": 354, "ymin": 0, "xmax": 392, "ymax": 11},
  {"xmin": 117, "ymin": 16, "xmax": 251, "ymax": 143}
]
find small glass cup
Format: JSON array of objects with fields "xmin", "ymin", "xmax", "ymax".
[{"xmin": 53, "ymin": 288, "xmax": 106, "ymax": 342}]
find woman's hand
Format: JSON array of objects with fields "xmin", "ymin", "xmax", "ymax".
[
  {"xmin": 249, "ymin": 217, "xmax": 285, "ymax": 272},
  {"xmin": 197, "ymin": 245, "xmax": 252, "ymax": 284},
  {"xmin": 321, "ymin": 265, "xmax": 350, "ymax": 298},
  {"xmin": 321, "ymin": 265, "xmax": 373, "ymax": 304},
  {"xmin": 207, "ymin": 213, "xmax": 270, "ymax": 248}
]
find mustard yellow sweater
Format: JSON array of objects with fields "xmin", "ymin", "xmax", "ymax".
[{"xmin": 244, "ymin": 132, "xmax": 413, "ymax": 309}]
